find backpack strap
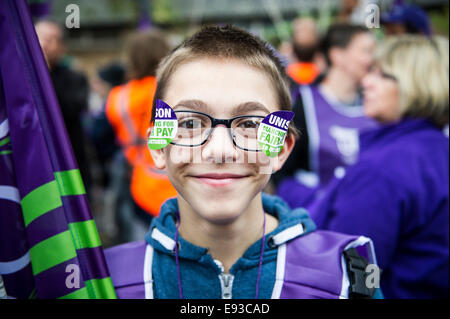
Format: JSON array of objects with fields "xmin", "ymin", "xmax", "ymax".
[
  {"xmin": 343, "ymin": 248, "xmax": 376, "ymax": 299},
  {"xmin": 277, "ymin": 230, "xmax": 378, "ymax": 299}
]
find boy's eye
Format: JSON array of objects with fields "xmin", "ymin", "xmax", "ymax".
[
  {"xmin": 236, "ymin": 119, "xmax": 260, "ymax": 129},
  {"xmin": 179, "ymin": 118, "xmax": 204, "ymax": 129}
]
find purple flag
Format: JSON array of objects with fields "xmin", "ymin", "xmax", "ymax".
[
  {"xmin": 27, "ymin": 0, "xmax": 52, "ymax": 19},
  {"xmin": 0, "ymin": 0, "xmax": 116, "ymax": 299},
  {"xmin": 136, "ymin": 0, "xmax": 153, "ymax": 31}
]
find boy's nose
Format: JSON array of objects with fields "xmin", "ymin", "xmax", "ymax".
[{"xmin": 201, "ymin": 125, "xmax": 238, "ymax": 163}]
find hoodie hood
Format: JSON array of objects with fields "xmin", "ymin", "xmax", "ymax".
[{"xmin": 145, "ymin": 192, "xmax": 316, "ymax": 265}]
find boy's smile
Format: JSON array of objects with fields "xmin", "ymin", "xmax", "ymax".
[{"xmin": 188, "ymin": 172, "xmax": 251, "ymax": 188}]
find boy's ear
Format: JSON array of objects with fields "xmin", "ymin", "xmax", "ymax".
[
  {"xmin": 272, "ymin": 133, "xmax": 295, "ymax": 173},
  {"xmin": 149, "ymin": 147, "xmax": 167, "ymax": 170}
]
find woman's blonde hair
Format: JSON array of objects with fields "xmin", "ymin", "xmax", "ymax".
[{"xmin": 376, "ymin": 35, "xmax": 449, "ymax": 128}]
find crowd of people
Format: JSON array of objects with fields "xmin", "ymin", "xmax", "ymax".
[{"xmin": 33, "ymin": 1, "xmax": 448, "ymax": 299}]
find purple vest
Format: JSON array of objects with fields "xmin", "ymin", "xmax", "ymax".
[
  {"xmin": 300, "ymin": 86, "xmax": 378, "ymax": 185},
  {"xmin": 104, "ymin": 230, "xmax": 375, "ymax": 299}
]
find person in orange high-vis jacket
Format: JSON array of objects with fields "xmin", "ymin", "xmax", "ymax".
[
  {"xmin": 288, "ymin": 17, "xmax": 323, "ymax": 85},
  {"xmin": 287, "ymin": 62, "xmax": 320, "ymax": 86},
  {"xmin": 106, "ymin": 30, "xmax": 177, "ymax": 218}
]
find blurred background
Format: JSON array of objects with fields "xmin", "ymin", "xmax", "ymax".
[
  {"xmin": 27, "ymin": 0, "xmax": 449, "ymax": 248},
  {"xmin": 33, "ymin": 0, "xmax": 449, "ymax": 78}
]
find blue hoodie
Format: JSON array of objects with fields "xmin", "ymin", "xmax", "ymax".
[{"xmin": 145, "ymin": 193, "xmax": 316, "ymax": 299}]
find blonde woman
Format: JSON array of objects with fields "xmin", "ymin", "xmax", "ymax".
[{"xmin": 310, "ymin": 35, "xmax": 449, "ymax": 298}]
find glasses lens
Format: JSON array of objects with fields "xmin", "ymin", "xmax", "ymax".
[
  {"xmin": 232, "ymin": 117, "xmax": 263, "ymax": 151},
  {"xmin": 173, "ymin": 112, "xmax": 212, "ymax": 146}
]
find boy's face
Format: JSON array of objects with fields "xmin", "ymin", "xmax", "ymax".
[{"xmin": 150, "ymin": 57, "xmax": 294, "ymax": 224}]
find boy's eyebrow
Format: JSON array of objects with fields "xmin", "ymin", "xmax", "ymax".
[
  {"xmin": 173, "ymin": 100, "xmax": 211, "ymax": 113},
  {"xmin": 173, "ymin": 100, "xmax": 271, "ymax": 116},
  {"xmin": 231, "ymin": 102, "xmax": 271, "ymax": 116}
]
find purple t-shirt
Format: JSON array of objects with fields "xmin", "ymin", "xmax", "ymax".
[
  {"xmin": 276, "ymin": 85, "xmax": 378, "ymax": 209},
  {"xmin": 301, "ymin": 85, "xmax": 378, "ymax": 185}
]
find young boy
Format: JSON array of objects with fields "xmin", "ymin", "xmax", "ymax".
[{"xmin": 104, "ymin": 25, "xmax": 379, "ymax": 299}]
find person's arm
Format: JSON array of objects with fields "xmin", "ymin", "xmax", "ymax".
[
  {"xmin": 318, "ymin": 162, "xmax": 403, "ymax": 270},
  {"xmin": 68, "ymin": 70, "xmax": 89, "ymax": 115},
  {"xmin": 55, "ymin": 67, "xmax": 89, "ymax": 121}
]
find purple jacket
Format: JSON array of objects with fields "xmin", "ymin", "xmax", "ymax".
[
  {"xmin": 309, "ymin": 119, "xmax": 449, "ymax": 298},
  {"xmin": 276, "ymin": 85, "xmax": 378, "ymax": 209}
]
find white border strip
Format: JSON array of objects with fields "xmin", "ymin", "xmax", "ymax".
[
  {"xmin": 271, "ymin": 244, "xmax": 286, "ymax": 299},
  {"xmin": 151, "ymin": 228, "xmax": 176, "ymax": 251},
  {"xmin": 272, "ymin": 224, "xmax": 304, "ymax": 246},
  {"xmin": 0, "ymin": 251, "xmax": 30, "ymax": 275},
  {"xmin": 0, "ymin": 120, "xmax": 9, "ymax": 140},
  {"xmin": 143, "ymin": 244, "xmax": 154, "ymax": 299},
  {"xmin": 0, "ymin": 186, "xmax": 20, "ymax": 204}
]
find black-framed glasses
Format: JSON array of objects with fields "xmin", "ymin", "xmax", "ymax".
[{"xmin": 171, "ymin": 110, "xmax": 266, "ymax": 151}]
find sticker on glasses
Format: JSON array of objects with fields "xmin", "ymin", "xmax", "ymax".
[
  {"xmin": 257, "ymin": 111, "xmax": 294, "ymax": 157},
  {"xmin": 148, "ymin": 100, "xmax": 178, "ymax": 150}
]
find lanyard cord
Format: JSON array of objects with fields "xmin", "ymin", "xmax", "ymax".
[
  {"xmin": 255, "ymin": 212, "xmax": 266, "ymax": 299},
  {"xmin": 174, "ymin": 211, "xmax": 267, "ymax": 299},
  {"xmin": 174, "ymin": 211, "xmax": 183, "ymax": 299}
]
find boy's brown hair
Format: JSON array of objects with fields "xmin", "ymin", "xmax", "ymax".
[{"xmin": 151, "ymin": 25, "xmax": 298, "ymax": 138}]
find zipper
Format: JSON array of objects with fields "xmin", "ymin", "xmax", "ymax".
[
  {"xmin": 215, "ymin": 259, "xmax": 234, "ymax": 299},
  {"xmin": 219, "ymin": 273, "xmax": 234, "ymax": 299}
]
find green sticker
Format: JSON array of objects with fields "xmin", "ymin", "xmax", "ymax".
[
  {"xmin": 257, "ymin": 111, "xmax": 294, "ymax": 157},
  {"xmin": 148, "ymin": 100, "xmax": 178, "ymax": 150},
  {"xmin": 258, "ymin": 124, "xmax": 286, "ymax": 157}
]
